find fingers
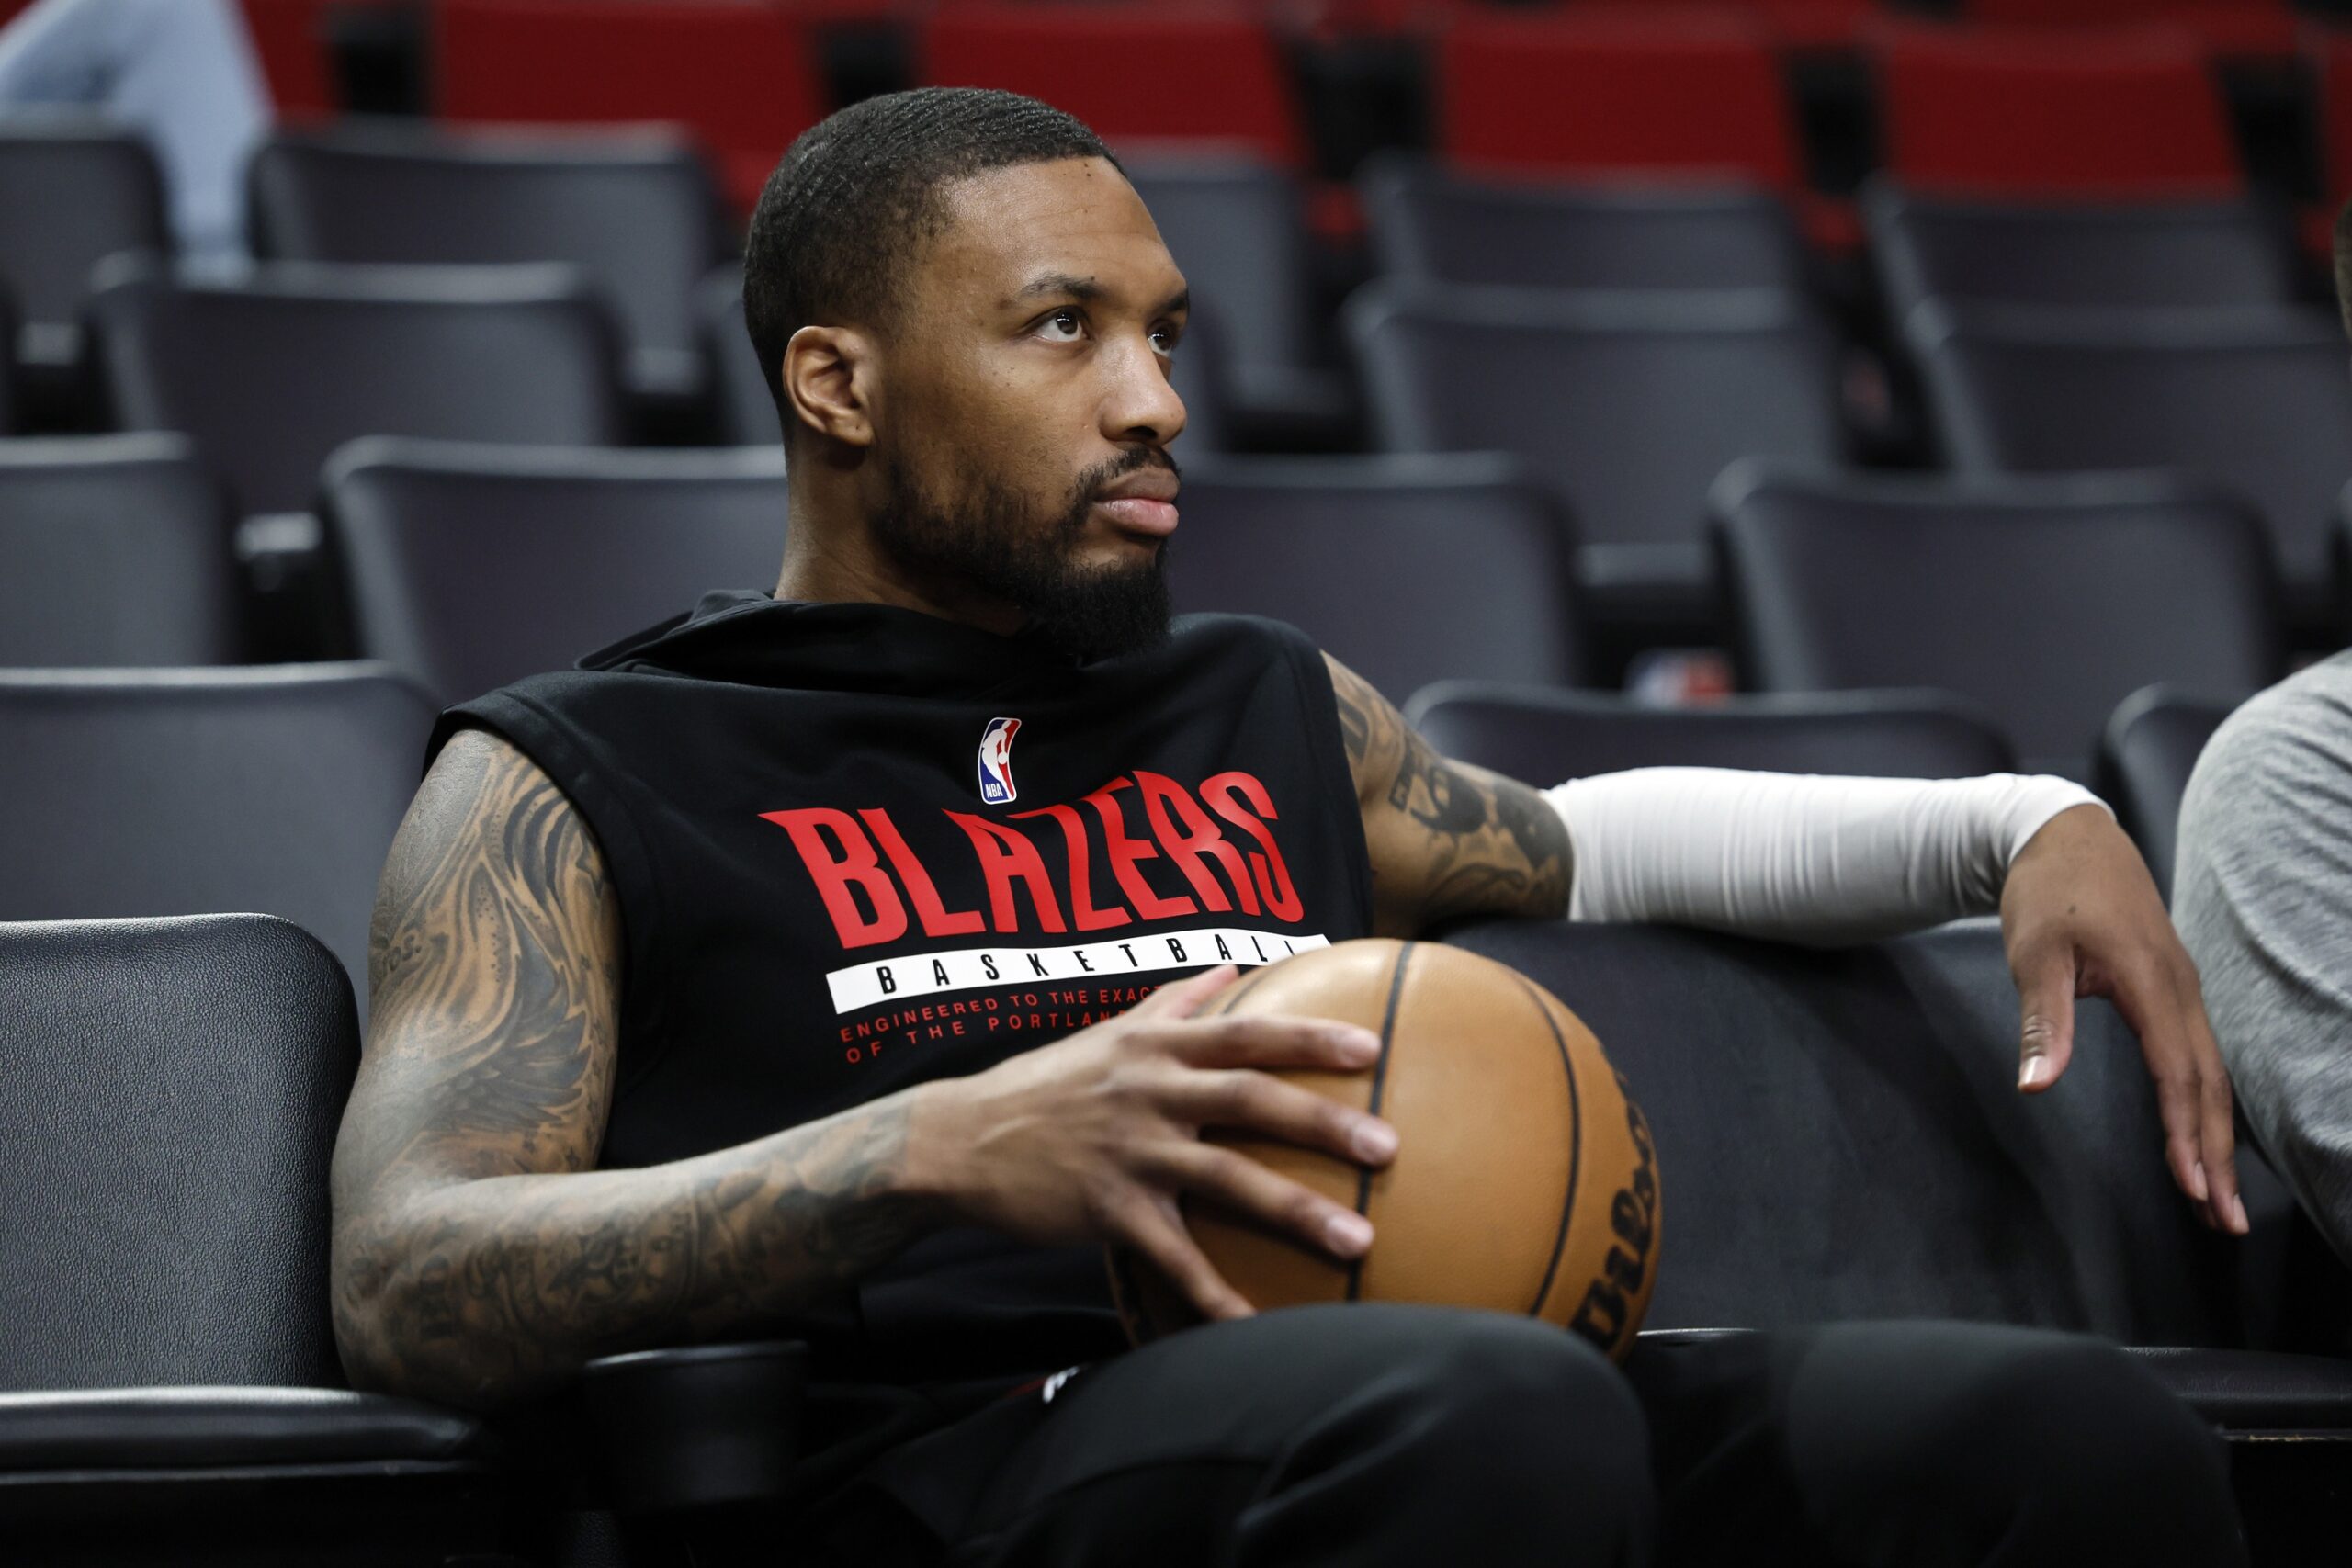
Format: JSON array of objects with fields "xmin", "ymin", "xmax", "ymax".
[
  {"xmin": 1114, "ymin": 1192, "xmax": 1254, "ymax": 1323},
  {"xmin": 2177, "ymin": 977, "xmax": 2247, "ymax": 1235},
  {"xmin": 1159, "ymin": 1067, "xmax": 1398, "ymax": 1166},
  {"xmin": 2107, "ymin": 959, "xmax": 2241, "ymax": 1231},
  {"xmin": 1148, "ymin": 1141, "xmax": 1375, "ymax": 1265},
  {"xmin": 2011, "ymin": 941, "xmax": 2078, "ymax": 1093},
  {"xmin": 1134, "ymin": 964, "xmax": 1241, "ymax": 1021},
  {"xmin": 1159, "ymin": 1012, "xmax": 1383, "ymax": 1073}
]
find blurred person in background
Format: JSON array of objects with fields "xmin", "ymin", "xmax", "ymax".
[
  {"xmin": 0, "ymin": 0, "xmax": 267, "ymax": 260},
  {"xmin": 2173, "ymin": 202, "xmax": 2352, "ymax": 1279}
]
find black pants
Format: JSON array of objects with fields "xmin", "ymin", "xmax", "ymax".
[{"xmin": 820, "ymin": 1305, "xmax": 2247, "ymax": 1567}]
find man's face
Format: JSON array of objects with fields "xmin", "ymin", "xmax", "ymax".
[{"xmin": 863, "ymin": 156, "xmax": 1190, "ymax": 660}]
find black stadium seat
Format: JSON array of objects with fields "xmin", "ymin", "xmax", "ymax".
[
  {"xmin": 0, "ymin": 665, "xmax": 437, "ymax": 1008},
  {"xmin": 1864, "ymin": 186, "xmax": 2297, "ymax": 321},
  {"xmin": 0, "ymin": 434, "xmax": 244, "ymax": 666},
  {"xmin": 1909, "ymin": 300, "xmax": 2352, "ymax": 643},
  {"xmin": 1714, "ymin": 464, "xmax": 2283, "ymax": 779},
  {"xmin": 322, "ymin": 436, "xmax": 789, "ymax": 705},
  {"xmin": 247, "ymin": 124, "xmax": 736, "ymax": 427},
  {"xmin": 2096, "ymin": 685, "xmax": 2246, "ymax": 901},
  {"xmin": 87, "ymin": 257, "xmax": 628, "ymax": 519},
  {"xmin": 1404, "ymin": 684, "xmax": 2017, "ymax": 784},
  {"xmin": 0, "ymin": 121, "xmax": 169, "ymax": 412},
  {"xmin": 1363, "ymin": 158, "xmax": 1808, "ymax": 293},
  {"xmin": 0, "ymin": 914, "xmax": 506, "ymax": 1563},
  {"xmin": 1125, "ymin": 155, "xmax": 1351, "ymax": 446},
  {"xmin": 1349, "ymin": 281, "xmax": 1844, "ymax": 664},
  {"xmin": 700, "ymin": 266, "xmax": 775, "ymax": 448},
  {"xmin": 1170, "ymin": 454, "xmax": 1582, "ymax": 702}
]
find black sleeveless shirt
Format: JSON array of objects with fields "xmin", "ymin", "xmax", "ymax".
[{"xmin": 434, "ymin": 589, "xmax": 1374, "ymax": 1385}]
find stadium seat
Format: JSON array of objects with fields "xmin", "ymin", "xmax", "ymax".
[
  {"xmin": 0, "ymin": 913, "xmax": 511, "ymax": 1562},
  {"xmin": 87, "ymin": 257, "xmax": 627, "ymax": 518},
  {"xmin": 0, "ymin": 434, "xmax": 243, "ymax": 666},
  {"xmin": 247, "ymin": 123, "xmax": 735, "ymax": 422},
  {"xmin": 1434, "ymin": 11, "xmax": 1851, "ymax": 250},
  {"xmin": 1348, "ymin": 281, "xmax": 1843, "ymax": 664},
  {"xmin": 2095, "ymin": 684, "xmax": 2245, "ymax": 899},
  {"xmin": 1908, "ymin": 299, "xmax": 2352, "ymax": 644},
  {"xmin": 322, "ymin": 436, "xmax": 788, "ymax": 705},
  {"xmin": 921, "ymin": 8, "xmax": 1309, "ymax": 172},
  {"xmin": 0, "ymin": 122, "xmax": 168, "ymax": 410},
  {"xmin": 1362, "ymin": 157, "xmax": 1808, "ymax": 293},
  {"xmin": 1963, "ymin": 0, "xmax": 2298, "ymax": 60},
  {"xmin": 1124, "ymin": 155, "xmax": 1349, "ymax": 446},
  {"xmin": 431, "ymin": 0, "xmax": 826, "ymax": 216},
  {"xmin": 1713, "ymin": 463, "xmax": 2283, "ymax": 778},
  {"xmin": 1876, "ymin": 25, "xmax": 2244, "ymax": 199},
  {"xmin": 1170, "ymin": 454, "xmax": 1582, "ymax": 702},
  {"xmin": 1863, "ymin": 186, "xmax": 2296, "ymax": 319},
  {"xmin": 0, "ymin": 665, "xmax": 437, "ymax": 1006},
  {"xmin": 699, "ymin": 266, "xmax": 775, "ymax": 449},
  {"xmin": 1403, "ymin": 684, "xmax": 2017, "ymax": 785},
  {"xmin": 237, "ymin": 0, "xmax": 368, "ymax": 119},
  {"xmin": 2313, "ymin": 32, "xmax": 2352, "ymax": 241}
]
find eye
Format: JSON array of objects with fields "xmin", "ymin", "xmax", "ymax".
[
  {"xmin": 1150, "ymin": 322, "xmax": 1182, "ymax": 355},
  {"xmin": 1038, "ymin": 308, "xmax": 1084, "ymax": 343}
]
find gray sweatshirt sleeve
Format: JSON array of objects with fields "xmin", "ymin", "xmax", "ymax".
[{"xmin": 2174, "ymin": 651, "xmax": 2352, "ymax": 1269}]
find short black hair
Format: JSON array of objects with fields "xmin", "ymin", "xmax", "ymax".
[{"xmin": 742, "ymin": 88, "xmax": 1118, "ymax": 432}]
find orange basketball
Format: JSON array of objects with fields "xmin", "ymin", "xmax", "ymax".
[{"xmin": 1110, "ymin": 939, "xmax": 1662, "ymax": 1360}]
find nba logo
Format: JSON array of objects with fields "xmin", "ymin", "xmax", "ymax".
[{"xmin": 977, "ymin": 716, "xmax": 1022, "ymax": 805}]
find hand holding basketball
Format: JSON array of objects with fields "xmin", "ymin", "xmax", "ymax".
[{"xmin": 906, "ymin": 964, "xmax": 1401, "ymax": 1322}]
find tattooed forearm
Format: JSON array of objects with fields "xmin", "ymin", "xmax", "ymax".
[
  {"xmin": 331, "ymin": 729, "xmax": 940, "ymax": 1409},
  {"xmin": 1324, "ymin": 654, "xmax": 1573, "ymax": 931}
]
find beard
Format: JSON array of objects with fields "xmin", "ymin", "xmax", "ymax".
[{"xmin": 870, "ymin": 444, "xmax": 1176, "ymax": 661}]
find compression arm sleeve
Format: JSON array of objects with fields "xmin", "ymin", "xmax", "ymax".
[{"xmin": 1544, "ymin": 770, "xmax": 2109, "ymax": 946}]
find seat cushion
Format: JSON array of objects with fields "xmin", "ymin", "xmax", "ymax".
[
  {"xmin": 2127, "ymin": 1348, "xmax": 2352, "ymax": 1435},
  {"xmin": 0, "ymin": 1386, "xmax": 495, "ymax": 1473}
]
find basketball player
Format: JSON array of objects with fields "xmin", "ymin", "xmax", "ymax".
[{"xmin": 330, "ymin": 91, "xmax": 2245, "ymax": 1564}]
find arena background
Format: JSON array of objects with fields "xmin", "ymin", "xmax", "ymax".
[{"xmin": 8, "ymin": 0, "xmax": 2352, "ymax": 1562}]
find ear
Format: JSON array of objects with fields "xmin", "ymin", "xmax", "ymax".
[{"xmin": 781, "ymin": 324, "xmax": 878, "ymax": 447}]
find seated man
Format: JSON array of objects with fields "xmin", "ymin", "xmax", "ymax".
[{"xmin": 332, "ymin": 89, "xmax": 2245, "ymax": 1566}]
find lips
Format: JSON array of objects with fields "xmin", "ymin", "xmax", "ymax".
[{"xmin": 1094, "ymin": 496, "xmax": 1179, "ymax": 536}]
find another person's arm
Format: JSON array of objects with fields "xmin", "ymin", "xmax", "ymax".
[
  {"xmin": 1326, "ymin": 653, "xmax": 2244, "ymax": 1233},
  {"xmin": 2176, "ymin": 672, "xmax": 2352, "ymax": 1262},
  {"xmin": 333, "ymin": 729, "xmax": 1396, "ymax": 1410}
]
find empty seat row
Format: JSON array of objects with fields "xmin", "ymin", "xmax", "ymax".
[{"xmin": 0, "ymin": 436, "xmax": 2288, "ymax": 784}]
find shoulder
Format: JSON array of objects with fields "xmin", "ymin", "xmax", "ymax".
[{"xmin": 2184, "ymin": 655, "xmax": 2352, "ymax": 831}]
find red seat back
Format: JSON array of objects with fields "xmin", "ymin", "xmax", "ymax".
[
  {"xmin": 1965, "ymin": 0, "xmax": 2294, "ymax": 58},
  {"xmin": 238, "ymin": 0, "xmax": 354, "ymax": 119},
  {"xmin": 920, "ymin": 7, "xmax": 1308, "ymax": 170},
  {"xmin": 1438, "ymin": 11, "xmax": 1803, "ymax": 191},
  {"xmin": 433, "ymin": 0, "xmax": 824, "ymax": 213},
  {"xmin": 1880, "ymin": 26, "xmax": 2243, "ymax": 197}
]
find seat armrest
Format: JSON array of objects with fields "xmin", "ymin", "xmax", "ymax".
[
  {"xmin": 0, "ymin": 1385, "xmax": 494, "ymax": 1473},
  {"xmin": 579, "ymin": 1341, "xmax": 809, "ymax": 1517},
  {"xmin": 2127, "ymin": 1347, "xmax": 2352, "ymax": 1435}
]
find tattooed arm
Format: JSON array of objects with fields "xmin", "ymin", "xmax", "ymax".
[
  {"xmin": 334, "ymin": 728, "xmax": 1402, "ymax": 1406},
  {"xmin": 1324, "ymin": 654, "xmax": 1573, "ymax": 935},
  {"xmin": 330, "ymin": 728, "xmax": 943, "ymax": 1409}
]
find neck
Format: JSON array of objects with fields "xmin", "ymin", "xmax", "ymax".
[{"xmin": 775, "ymin": 486, "xmax": 1024, "ymax": 638}]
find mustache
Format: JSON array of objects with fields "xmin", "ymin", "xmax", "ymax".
[{"xmin": 1077, "ymin": 445, "xmax": 1179, "ymax": 504}]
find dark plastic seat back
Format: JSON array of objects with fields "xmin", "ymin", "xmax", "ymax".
[
  {"xmin": 1125, "ymin": 156, "xmax": 1321, "ymax": 400},
  {"xmin": 1364, "ymin": 160, "xmax": 1806, "ymax": 292},
  {"xmin": 1909, "ymin": 301, "xmax": 2352, "ymax": 623},
  {"xmin": 0, "ymin": 666, "xmax": 439, "ymax": 1002},
  {"xmin": 322, "ymin": 437, "xmax": 788, "ymax": 704},
  {"xmin": 247, "ymin": 126, "xmax": 733, "ymax": 381},
  {"xmin": 1444, "ymin": 918, "xmax": 2243, "ymax": 1343},
  {"xmin": 700, "ymin": 267, "xmax": 776, "ymax": 448},
  {"xmin": 1351, "ymin": 283, "xmax": 1842, "ymax": 551},
  {"xmin": 0, "ymin": 123, "xmax": 168, "ymax": 335},
  {"xmin": 1866, "ymin": 187, "xmax": 2295, "ymax": 319},
  {"xmin": 0, "ymin": 914, "xmax": 355, "ymax": 1389},
  {"xmin": 2097, "ymin": 685, "xmax": 2245, "ymax": 899},
  {"xmin": 89, "ymin": 260, "xmax": 627, "ymax": 515},
  {"xmin": 0, "ymin": 434, "xmax": 243, "ymax": 665},
  {"xmin": 1715, "ymin": 464, "xmax": 2283, "ymax": 777},
  {"xmin": 1171, "ymin": 455, "xmax": 1581, "ymax": 701},
  {"xmin": 1406, "ymin": 684, "xmax": 2016, "ymax": 784}
]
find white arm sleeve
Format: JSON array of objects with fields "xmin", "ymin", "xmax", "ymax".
[{"xmin": 1545, "ymin": 769, "xmax": 2109, "ymax": 946}]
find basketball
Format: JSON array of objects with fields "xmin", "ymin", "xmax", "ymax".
[{"xmin": 1111, "ymin": 939, "xmax": 1661, "ymax": 1360}]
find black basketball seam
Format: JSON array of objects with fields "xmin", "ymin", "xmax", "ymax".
[
  {"xmin": 1347, "ymin": 941, "xmax": 1413, "ymax": 1303},
  {"xmin": 1203, "ymin": 959, "xmax": 1281, "ymax": 1017},
  {"xmin": 1508, "ymin": 973, "xmax": 1583, "ymax": 1321}
]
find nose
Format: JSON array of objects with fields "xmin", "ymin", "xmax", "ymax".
[{"xmin": 1102, "ymin": 331, "xmax": 1187, "ymax": 449}]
